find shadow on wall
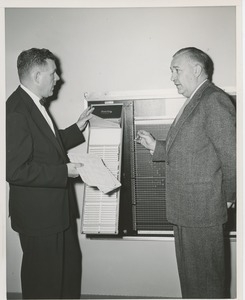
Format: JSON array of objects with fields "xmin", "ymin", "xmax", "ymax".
[{"xmin": 46, "ymin": 55, "xmax": 65, "ymax": 108}]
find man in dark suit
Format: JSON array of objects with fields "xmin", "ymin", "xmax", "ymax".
[
  {"xmin": 137, "ymin": 47, "xmax": 236, "ymax": 298},
  {"xmin": 6, "ymin": 48, "xmax": 94, "ymax": 299}
]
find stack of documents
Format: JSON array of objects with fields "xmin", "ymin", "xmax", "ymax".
[
  {"xmin": 68, "ymin": 152, "xmax": 121, "ymax": 194},
  {"xmin": 89, "ymin": 114, "xmax": 120, "ymax": 128}
]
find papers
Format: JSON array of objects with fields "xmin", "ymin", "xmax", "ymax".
[
  {"xmin": 89, "ymin": 114, "xmax": 120, "ymax": 128},
  {"xmin": 68, "ymin": 152, "xmax": 121, "ymax": 194}
]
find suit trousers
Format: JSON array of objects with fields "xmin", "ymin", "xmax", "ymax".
[
  {"xmin": 19, "ymin": 220, "xmax": 82, "ymax": 299},
  {"xmin": 173, "ymin": 224, "xmax": 225, "ymax": 299}
]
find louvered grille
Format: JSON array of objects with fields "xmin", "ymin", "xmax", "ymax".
[
  {"xmin": 83, "ymin": 181, "xmax": 119, "ymax": 233},
  {"xmin": 82, "ymin": 138, "xmax": 121, "ymax": 234},
  {"xmin": 89, "ymin": 145, "xmax": 120, "ymax": 179},
  {"xmin": 133, "ymin": 123, "xmax": 173, "ymax": 232}
]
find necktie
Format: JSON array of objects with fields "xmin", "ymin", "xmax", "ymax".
[
  {"xmin": 39, "ymin": 98, "xmax": 56, "ymax": 135},
  {"xmin": 39, "ymin": 98, "xmax": 47, "ymax": 106}
]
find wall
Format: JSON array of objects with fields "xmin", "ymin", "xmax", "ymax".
[{"xmin": 5, "ymin": 6, "xmax": 237, "ymax": 298}]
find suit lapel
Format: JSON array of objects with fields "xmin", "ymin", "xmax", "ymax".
[
  {"xmin": 166, "ymin": 80, "xmax": 212, "ymax": 152},
  {"xmin": 19, "ymin": 87, "xmax": 67, "ymax": 160},
  {"xmin": 45, "ymin": 108, "xmax": 68, "ymax": 159}
]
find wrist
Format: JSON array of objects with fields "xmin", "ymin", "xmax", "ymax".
[
  {"xmin": 151, "ymin": 139, "xmax": 156, "ymax": 151},
  {"xmin": 76, "ymin": 121, "xmax": 81, "ymax": 130},
  {"xmin": 148, "ymin": 140, "xmax": 156, "ymax": 155}
]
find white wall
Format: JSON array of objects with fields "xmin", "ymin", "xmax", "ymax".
[
  {"xmin": 5, "ymin": 7, "xmax": 236, "ymax": 128},
  {"xmin": 5, "ymin": 6, "xmax": 237, "ymax": 298}
]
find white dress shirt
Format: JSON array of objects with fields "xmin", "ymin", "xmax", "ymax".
[
  {"xmin": 150, "ymin": 79, "xmax": 208, "ymax": 155},
  {"xmin": 173, "ymin": 79, "xmax": 208, "ymax": 126},
  {"xmin": 20, "ymin": 84, "xmax": 56, "ymax": 135}
]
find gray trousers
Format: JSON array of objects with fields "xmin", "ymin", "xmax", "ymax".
[{"xmin": 173, "ymin": 224, "xmax": 226, "ymax": 299}]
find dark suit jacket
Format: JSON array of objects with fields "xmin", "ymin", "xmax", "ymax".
[
  {"xmin": 6, "ymin": 86, "xmax": 85, "ymax": 236},
  {"xmin": 153, "ymin": 80, "xmax": 236, "ymax": 227}
]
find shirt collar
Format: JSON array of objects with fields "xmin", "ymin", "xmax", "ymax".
[
  {"xmin": 189, "ymin": 79, "xmax": 208, "ymax": 100},
  {"xmin": 20, "ymin": 84, "xmax": 42, "ymax": 107}
]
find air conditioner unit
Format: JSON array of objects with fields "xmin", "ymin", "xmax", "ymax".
[{"xmin": 82, "ymin": 91, "xmax": 236, "ymax": 237}]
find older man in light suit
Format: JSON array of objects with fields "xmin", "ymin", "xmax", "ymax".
[{"xmin": 137, "ymin": 47, "xmax": 236, "ymax": 298}]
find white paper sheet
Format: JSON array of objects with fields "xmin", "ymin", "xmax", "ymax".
[
  {"xmin": 68, "ymin": 153, "xmax": 121, "ymax": 194},
  {"xmin": 89, "ymin": 114, "xmax": 120, "ymax": 128}
]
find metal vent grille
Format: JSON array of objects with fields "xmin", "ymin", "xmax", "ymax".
[{"xmin": 133, "ymin": 123, "xmax": 173, "ymax": 233}]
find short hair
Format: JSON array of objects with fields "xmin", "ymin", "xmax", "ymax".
[
  {"xmin": 17, "ymin": 48, "xmax": 56, "ymax": 80},
  {"xmin": 173, "ymin": 47, "xmax": 214, "ymax": 80}
]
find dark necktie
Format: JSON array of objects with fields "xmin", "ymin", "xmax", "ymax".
[
  {"xmin": 38, "ymin": 98, "xmax": 56, "ymax": 135},
  {"xmin": 39, "ymin": 98, "xmax": 47, "ymax": 106}
]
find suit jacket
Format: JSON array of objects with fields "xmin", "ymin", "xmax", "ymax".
[
  {"xmin": 153, "ymin": 80, "xmax": 236, "ymax": 227},
  {"xmin": 6, "ymin": 86, "xmax": 85, "ymax": 236}
]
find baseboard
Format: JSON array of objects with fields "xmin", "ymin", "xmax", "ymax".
[
  {"xmin": 7, "ymin": 292, "xmax": 178, "ymax": 299},
  {"xmin": 81, "ymin": 296, "xmax": 166, "ymax": 299}
]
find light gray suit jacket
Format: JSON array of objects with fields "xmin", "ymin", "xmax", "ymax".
[{"xmin": 153, "ymin": 80, "xmax": 236, "ymax": 227}]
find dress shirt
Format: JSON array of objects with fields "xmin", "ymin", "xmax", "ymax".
[
  {"xmin": 189, "ymin": 79, "xmax": 207, "ymax": 99},
  {"xmin": 150, "ymin": 79, "xmax": 208, "ymax": 155},
  {"xmin": 173, "ymin": 97, "xmax": 191, "ymax": 126},
  {"xmin": 20, "ymin": 84, "xmax": 56, "ymax": 135},
  {"xmin": 173, "ymin": 79, "xmax": 208, "ymax": 126}
]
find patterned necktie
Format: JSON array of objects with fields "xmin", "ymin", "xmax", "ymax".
[{"xmin": 39, "ymin": 98, "xmax": 47, "ymax": 106}]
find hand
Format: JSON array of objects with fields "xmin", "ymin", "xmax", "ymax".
[
  {"xmin": 76, "ymin": 106, "xmax": 95, "ymax": 131},
  {"xmin": 136, "ymin": 130, "xmax": 156, "ymax": 151},
  {"xmin": 67, "ymin": 163, "xmax": 83, "ymax": 178}
]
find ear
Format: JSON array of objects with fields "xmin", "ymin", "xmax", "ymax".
[
  {"xmin": 31, "ymin": 69, "xmax": 41, "ymax": 85},
  {"xmin": 194, "ymin": 64, "xmax": 202, "ymax": 78}
]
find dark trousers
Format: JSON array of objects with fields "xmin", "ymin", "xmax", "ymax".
[
  {"xmin": 19, "ymin": 220, "xmax": 82, "ymax": 299},
  {"xmin": 173, "ymin": 225, "xmax": 225, "ymax": 299}
]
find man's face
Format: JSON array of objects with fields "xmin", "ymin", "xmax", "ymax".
[
  {"xmin": 170, "ymin": 54, "xmax": 198, "ymax": 98},
  {"xmin": 38, "ymin": 59, "xmax": 60, "ymax": 98}
]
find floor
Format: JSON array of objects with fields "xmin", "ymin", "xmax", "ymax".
[{"xmin": 7, "ymin": 293, "xmax": 177, "ymax": 299}]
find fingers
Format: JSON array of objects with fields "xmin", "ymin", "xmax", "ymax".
[
  {"xmin": 136, "ymin": 131, "xmax": 149, "ymax": 141},
  {"xmin": 84, "ymin": 106, "xmax": 95, "ymax": 116},
  {"xmin": 77, "ymin": 107, "xmax": 95, "ymax": 130},
  {"xmin": 74, "ymin": 163, "xmax": 83, "ymax": 169},
  {"xmin": 86, "ymin": 114, "xmax": 93, "ymax": 121},
  {"xmin": 80, "ymin": 106, "xmax": 95, "ymax": 119},
  {"xmin": 83, "ymin": 107, "xmax": 95, "ymax": 120},
  {"xmin": 135, "ymin": 130, "xmax": 151, "ymax": 142},
  {"xmin": 137, "ymin": 130, "xmax": 150, "ymax": 137},
  {"xmin": 135, "ymin": 130, "xmax": 156, "ymax": 151},
  {"xmin": 67, "ymin": 163, "xmax": 84, "ymax": 178}
]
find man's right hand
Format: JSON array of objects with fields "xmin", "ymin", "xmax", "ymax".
[
  {"xmin": 136, "ymin": 130, "xmax": 156, "ymax": 152},
  {"xmin": 66, "ymin": 163, "xmax": 83, "ymax": 178}
]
